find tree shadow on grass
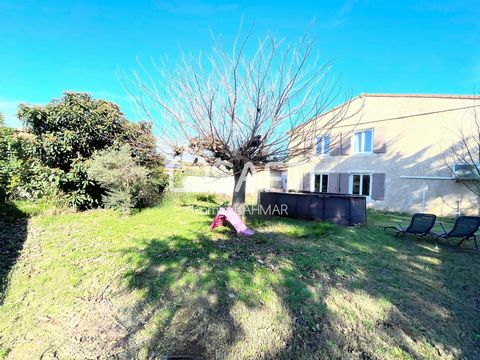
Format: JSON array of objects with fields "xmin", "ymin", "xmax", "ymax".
[
  {"xmin": 320, "ymin": 226, "xmax": 480, "ymax": 359},
  {"xmin": 120, "ymin": 226, "xmax": 321, "ymax": 358},
  {"xmin": 120, "ymin": 218, "xmax": 480, "ymax": 359},
  {"xmin": 121, "ymin": 233, "xmax": 275, "ymax": 358},
  {"xmin": 0, "ymin": 202, "xmax": 28, "ymax": 304}
]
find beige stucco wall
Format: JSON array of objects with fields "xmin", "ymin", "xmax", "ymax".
[
  {"xmin": 287, "ymin": 95, "xmax": 480, "ymax": 216},
  {"xmin": 181, "ymin": 171, "xmax": 271, "ymax": 201}
]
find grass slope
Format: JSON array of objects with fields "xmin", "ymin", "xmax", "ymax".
[{"xmin": 0, "ymin": 196, "xmax": 479, "ymax": 359}]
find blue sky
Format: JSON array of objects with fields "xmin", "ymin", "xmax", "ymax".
[{"xmin": 1, "ymin": 0, "xmax": 479, "ymax": 127}]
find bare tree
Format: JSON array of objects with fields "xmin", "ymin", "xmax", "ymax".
[
  {"xmin": 443, "ymin": 102, "xmax": 480, "ymax": 197},
  {"xmin": 123, "ymin": 28, "xmax": 355, "ymax": 212}
]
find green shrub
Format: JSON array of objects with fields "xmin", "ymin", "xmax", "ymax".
[
  {"xmin": 18, "ymin": 162, "xmax": 63, "ymax": 200},
  {"xmin": 0, "ymin": 126, "xmax": 69, "ymax": 205},
  {"xmin": 0, "ymin": 128, "xmax": 31, "ymax": 203},
  {"xmin": 102, "ymin": 189, "xmax": 133, "ymax": 212},
  {"xmin": 87, "ymin": 145, "xmax": 166, "ymax": 213},
  {"xmin": 17, "ymin": 92, "xmax": 165, "ymax": 209},
  {"xmin": 171, "ymin": 168, "xmax": 185, "ymax": 188},
  {"xmin": 136, "ymin": 166, "xmax": 169, "ymax": 208}
]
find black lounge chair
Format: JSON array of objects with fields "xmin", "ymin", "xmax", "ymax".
[
  {"xmin": 434, "ymin": 216, "xmax": 480, "ymax": 251},
  {"xmin": 384, "ymin": 213, "xmax": 437, "ymax": 241}
]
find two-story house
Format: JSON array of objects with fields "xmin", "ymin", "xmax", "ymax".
[{"xmin": 286, "ymin": 93, "xmax": 480, "ymax": 216}]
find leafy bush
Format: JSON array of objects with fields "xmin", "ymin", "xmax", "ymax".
[
  {"xmin": 0, "ymin": 126, "xmax": 66, "ymax": 205},
  {"xmin": 17, "ymin": 92, "xmax": 126, "ymax": 208},
  {"xmin": 18, "ymin": 93, "xmax": 126, "ymax": 171},
  {"xmin": 172, "ymin": 168, "xmax": 185, "ymax": 188},
  {"xmin": 120, "ymin": 121, "xmax": 163, "ymax": 168},
  {"xmin": 0, "ymin": 128, "xmax": 31, "ymax": 203},
  {"xmin": 87, "ymin": 145, "xmax": 166, "ymax": 213},
  {"xmin": 17, "ymin": 92, "xmax": 165, "ymax": 209},
  {"xmin": 19, "ymin": 162, "xmax": 63, "ymax": 200},
  {"xmin": 136, "ymin": 166, "xmax": 169, "ymax": 208}
]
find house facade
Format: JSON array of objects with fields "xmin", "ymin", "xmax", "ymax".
[{"xmin": 285, "ymin": 94, "xmax": 480, "ymax": 216}]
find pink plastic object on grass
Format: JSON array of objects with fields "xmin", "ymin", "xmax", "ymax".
[
  {"xmin": 209, "ymin": 210, "xmax": 226, "ymax": 230},
  {"xmin": 209, "ymin": 207, "xmax": 255, "ymax": 236}
]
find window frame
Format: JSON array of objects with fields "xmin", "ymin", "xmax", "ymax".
[
  {"xmin": 315, "ymin": 135, "xmax": 330, "ymax": 156},
  {"xmin": 452, "ymin": 163, "xmax": 480, "ymax": 180},
  {"xmin": 353, "ymin": 129, "xmax": 374, "ymax": 154},
  {"xmin": 349, "ymin": 173, "xmax": 373, "ymax": 198},
  {"xmin": 270, "ymin": 170, "xmax": 287, "ymax": 190},
  {"xmin": 311, "ymin": 172, "xmax": 329, "ymax": 193}
]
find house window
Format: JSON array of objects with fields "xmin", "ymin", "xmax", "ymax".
[
  {"xmin": 353, "ymin": 130, "xmax": 373, "ymax": 154},
  {"xmin": 453, "ymin": 163, "xmax": 480, "ymax": 180},
  {"xmin": 314, "ymin": 174, "xmax": 329, "ymax": 192},
  {"xmin": 316, "ymin": 135, "xmax": 330, "ymax": 155},
  {"xmin": 270, "ymin": 170, "xmax": 287, "ymax": 190},
  {"xmin": 351, "ymin": 174, "xmax": 371, "ymax": 196}
]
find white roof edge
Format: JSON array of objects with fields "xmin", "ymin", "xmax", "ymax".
[{"xmin": 360, "ymin": 93, "xmax": 480, "ymax": 100}]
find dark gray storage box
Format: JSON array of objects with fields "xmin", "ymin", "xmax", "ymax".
[{"xmin": 258, "ymin": 190, "xmax": 366, "ymax": 226}]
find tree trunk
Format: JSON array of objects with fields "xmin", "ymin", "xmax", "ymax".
[{"xmin": 232, "ymin": 169, "xmax": 247, "ymax": 216}]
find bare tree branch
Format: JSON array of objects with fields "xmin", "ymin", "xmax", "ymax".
[
  {"xmin": 121, "ymin": 27, "xmax": 355, "ymax": 209},
  {"xmin": 443, "ymin": 99, "xmax": 480, "ymax": 197}
]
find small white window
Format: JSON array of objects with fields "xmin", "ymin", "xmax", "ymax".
[
  {"xmin": 316, "ymin": 135, "xmax": 330, "ymax": 155},
  {"xmin": 270, "ymin": 170, "xmax": 287, "ymax": 189},
  {"xmin": 453, "ymin": 163, "xmax": 480, "ymax": 180},
  {"xmin": 351, "ymin": 174, "xmax": 371, "ymax": 197},
  {"xmin": 314, "ymin": 173, "xmax": 329, "ymax": 192},
  {"xmin": 353, "ymin": 130, "xmax": 373, "ymax": 154}
]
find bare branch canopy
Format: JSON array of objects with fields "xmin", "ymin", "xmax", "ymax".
[{"xmin": 121, "ymin": 27, "xmax": 356, "ymax": 209}]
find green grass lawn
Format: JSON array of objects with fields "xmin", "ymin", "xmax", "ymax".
[{"xmin": 0, "ymin": 195, "xmax": 479, "ymax": 359}]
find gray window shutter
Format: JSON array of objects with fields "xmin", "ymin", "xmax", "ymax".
[
  {"xmin": 303, "ymin": 173, "xmax": 311, "ymax": 191},
  {"xmin": 327, "ymin": 173, "xmax": 339, "ymax": 192},
  {"xmin": 373, "ymin": 127, "xmax": 387, "ymax": 154},
  {"xmin": 341, "ymin": 133, "xmax": 351, "ymax": 155},
  {"xmin": 371, "ymin": 173, "xmax": 385, "ymax": 200},
  {"xmin": 339, "ymin": 173, "xmax": 350, "ymax": 193},
  {"xmin": 329, "ymin": 133, "xmax": 341, "ymax": 156}
]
